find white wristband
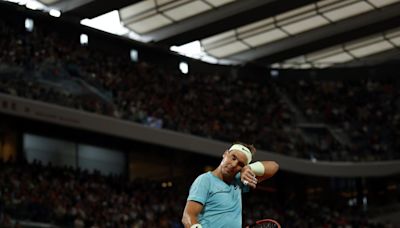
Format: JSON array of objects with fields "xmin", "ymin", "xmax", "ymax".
[
  {"xmin": 191, "ymin": 224, "xmax": 202, "ymax": 228},
  {"xmin": 249, "ymin": 161, "xmax": 265, "ymax": 176}
]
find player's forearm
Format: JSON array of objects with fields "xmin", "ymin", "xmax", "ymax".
[
  {"xmin": 260, "ymin": 160, "xmax": 279, "ymax": 181},
  {"xmin": 182, "ymin": 213, "xmax": 199, "ymax": 228},
  {"xmin": 250, "ymin": 161, "xmax": 279, "ymax": 182}
]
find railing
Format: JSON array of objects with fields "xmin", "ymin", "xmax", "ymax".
[{"xmin": 1, "ymin": 93, "xmax": 400, "ymax": 177}]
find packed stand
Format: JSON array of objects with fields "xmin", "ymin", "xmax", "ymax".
[
  {"xmin": 0, "ymin": 16, "xmax": 298, "ymax": 158},
  {"xmin": 1, "ymin": 14, "xmax": 399, "ymax": 161},
  {"xmin": 280, "ymin": 80, "xmax": 400, "ymax": 161},
  {"xmin": 243, "ymin": 193, "xmax": 394, "ymax": 228},
  {"xmin": 0, "ymin": 160, "xmax": 395, "ymax": 228},
  {"xmin": 0, "ymin": 159, "xmax": 184, "ymax": 228}
]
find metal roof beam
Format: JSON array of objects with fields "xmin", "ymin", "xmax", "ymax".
[
  {"xmin": 334, "ymin": 49, "xmax": 400, "ymax": 67},
  {"xmin": 63, "ymin": 0, "xmax": 140, "ymax": 19},
  {"xmin": 151, "ymin": 0, "xmax": 318, "ymax": 45},
  {"xmin": 227, "ymin": 3, "xmax": 400, "ymax": 65}
]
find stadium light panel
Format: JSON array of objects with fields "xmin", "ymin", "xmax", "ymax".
[
  {"xmin": 80, "ymin": 34, "xmax": 88, "ymax": 46},
  {"xmin": 130, "ymin": 49, "xmax": 138, "ymax": 62},
  {"xmin": 25, "ymin": 0, "xmax": 43, "ymax": 10},
  {"xmin": 179, "ymin": 61, "xmax": 189, "ymax": 74},
  {"xmin": 49, "ymin": 9, "xmax": 61, "ymax": 17},
  {"xmin": 25, "ymin": 18, "xmax": 34, "ymax": 32}
]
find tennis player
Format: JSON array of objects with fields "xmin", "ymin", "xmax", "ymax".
[{"xmin": 182, "ymin": 142, "xmax": 279, "ymax": 228}]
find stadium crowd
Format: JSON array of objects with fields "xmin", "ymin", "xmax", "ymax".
[
  {"xmin": 1, "ymin": 12, "xmax": 400, "ymax": 163},
  {"xmin": 0, "ymin": 159, "xmax": 183, "ymax": 228},
  {"xmin": 1, "ymin": 4, "xmax": 400, "ymax": 228},
  {"xmin": 0, "ymin": 160, "xmax": 395, "ymax": 228},
  {"xmin": 281, "ymin": 80, "xmax": 400, "ymax": 161}
]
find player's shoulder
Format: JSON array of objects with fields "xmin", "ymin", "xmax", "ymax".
[
  {"xmin": 193, "ymin": 171, "xmax": 212, "ymax": 183},
  {"xmin": 197, "ymin": 171, "xmax": 212, "ymax": 180}
]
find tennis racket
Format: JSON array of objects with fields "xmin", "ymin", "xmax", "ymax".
[{"xmin": 247, "ymin": 218, "xmax": 281, "ymax": 228}]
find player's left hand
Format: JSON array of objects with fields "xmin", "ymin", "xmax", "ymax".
[{"xmin": 240, "ymin": 166, "xmax": 257, "ymax": 188}]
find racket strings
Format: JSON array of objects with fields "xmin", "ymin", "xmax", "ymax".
[{"xmin": 251, "ymin": 222, "xmax": 279, "ymax": 228}]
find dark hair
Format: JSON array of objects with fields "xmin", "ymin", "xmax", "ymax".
[{"xmin": 232, "ymin": 141, "xmax": 256, "ymax": 156}]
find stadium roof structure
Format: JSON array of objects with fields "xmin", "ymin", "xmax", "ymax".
[{"xmin": 10, "ymin": 0, "xmax": 400, "ymax": 68}]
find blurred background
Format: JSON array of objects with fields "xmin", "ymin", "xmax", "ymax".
[{"xmin": 0, "ymin": 0, "xmax": 400, "ymax": 227}]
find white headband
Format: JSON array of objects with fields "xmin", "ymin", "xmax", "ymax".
[{"xmin": 229, "ymin": 144, "xmax": 252, "ymax": 164}]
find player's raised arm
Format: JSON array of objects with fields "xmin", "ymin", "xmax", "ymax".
[
  {"xmin": 253, "ymin": 160, "xmax": 279, "ymax": 183},
  {"xmin": 241, "ymin": 160, "xmax": 279, "ymax": 188}
]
